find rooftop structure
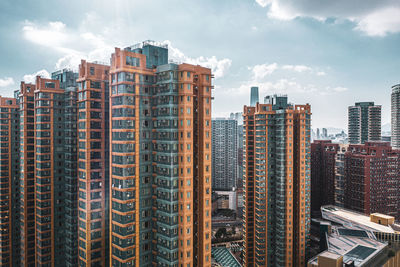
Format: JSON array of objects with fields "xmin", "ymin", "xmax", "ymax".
[
  {"xmin": 211, "ymin": 247, "xmax": 241, "ymax": 267},
  {"xmin": 321, "ymin": 206, "xmax": 400, "ymax": 234},
  {"xmin": 308, "ymin": 223, "xmax": 394, "ymax": 267},
  {"xmin": 309, "ymin": 206, "xmax": 400, "ymax": 266}
]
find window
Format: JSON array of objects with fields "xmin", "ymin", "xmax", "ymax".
[
  {"xmin": 45, "ymin": 82, "xmax": 55, "ymax": 88},
  {"xmin": 90, "ymin": 67, "xmax": 95, "ymax": 75},
  {"xmin": 126, "ymin": 56, "xmax": 140, "ymax": 67}
]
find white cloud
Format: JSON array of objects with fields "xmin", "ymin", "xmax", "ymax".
[
  {"xmin": 282, "ymin": 64, "xmax": 312, "ymax": 72},
  {"xmin": 23, "ymin": 69, "xmax": 50, "ymax": 84},
  {"xmin": 221, "ymin": 64, "xmax": 344, "ymax": 97},
  {"xmin": 0, "ymin": 77, "xmax": 15, "ymax": 87},
  {"xmin": 332, "ymin": 86, "xmax": 348, "ymax": 92},
  {"xmin": 355, "ymin": 7, "xmax": 400, "ymax": 36},
  {"xmin": 255, "ymin": 0, "xmax": 273, "ymax": 8},
  {"xmin": 255, "ymin": 0, "xmax": 400, "ymax": 36},
  {"xmin": 249, "ymin": 62, "xmax": 325, "ymax": 78},
  {"xmin": 163, "ymin": 40, "xmax": 232, "ymax": 79},
  {"xmin": 249, "ymin": 63, "xmax": 278, "ymax": 80},
  {"xmin": 22, "ymin": 20, "xmax": 231, "ymax": 78}
]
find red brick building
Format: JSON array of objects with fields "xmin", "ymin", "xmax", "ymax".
[
  {"xmin": 311, "ymin": 140, "xmax": 339, "ymax": 216},
  {"xmin": 344, "ymin": 142, "xmax": 400, "ymax": 220}
]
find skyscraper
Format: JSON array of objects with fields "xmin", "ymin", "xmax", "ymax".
[
  {"xmin": 52, "ymin": 69, "xmax": 79, "ymax": 266},
  {"xmin": 109, "ymin": 41, "xmax": 212, "ymax": 267},
  {"xmin": 18, "ymin": 82, "xmax": 36, "ymax": 267},
  {"xmin": 0, "ymin": 96, "xmax": 20, "ymax": 266},
  {"xmin": 243, "ymin": 95, "xmax": 311, "ymax": 267},
  {"xmin": 212, "ymin": 118, "xmax": 238, "ymax": 190},
  {"xmin": 250, "ymin": 86, "xmax": 259, "ymax": 106},
  {"xmin": 34, "ymin": 76, "xmax": 72, "ymax": 265},
  {"xmin": 77, "ymin": 61, "xmax": 110, "ymax": 266},
  {"xmin": 348, "ymin": 102, "xmax": 381, "ymax": 144},
  {"xmin": 344, "ymin": 141, "xmax": 400, "ymax": 220},
  {"xmin": 392, "ymin": 84, "xmax": 400, "ymax": 149}
]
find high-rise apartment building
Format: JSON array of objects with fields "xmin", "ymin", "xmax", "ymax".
[
  {"xmin": 310, "ymin": 141, "xmax": 349, "ymax": 215},
  {"xmin": 311, "ymin": 140, "xmax": 338, "ymax": 216},
  {"xmin": 109, "ymin": 41, "xmax": 212, "ymax": 267},
  {"xmin": 212, "ymin": 118, "xmax": 238, "ymax": 190},
  {"xmin": 34, "ymin": 76, "xmax": 73, "ymax": 265},
  {"xmin": 0, "ymin": 96, "xmax": 20, "ymax": 266},
  {"xmin": 77, "ymin": 61, "xmax": 110, "ymax": 266},
  {"xmin": 392, "ymin": 84, "xmax": 400, "ymax": 149},
  {"xmin": 52, "ymin": 69, "xmax": 79, "ymax": 266},
  {"xmin": 18, "ymin": 82, "xmax": 36, "ymax": 266},
  {"xmin": 348, "ymin": 102, "xmax": 381, "ymax": 144},
  {"xmin": 344, "ymin": 141, "xmax": 400, "ymax": 220},
  {"xmin": 243, "ymin": 95, "xmax": 311, "ymax": 267},
  {"xmin": 250, "ymin": 86, "xmax": 259, "ymax": 106}
]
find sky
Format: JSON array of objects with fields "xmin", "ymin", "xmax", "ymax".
[{"xmin": 0, "ymin": 0, "xmax": 399, "ymax": 130}]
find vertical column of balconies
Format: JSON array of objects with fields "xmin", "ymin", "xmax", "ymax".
[
  {"xmin": 109, "ymin": 62, "xmax": 138, "ymax": 266},
  {"xmin": 177, "ymin": 68, "xmax": 194, "ymax": 267},
  {"xmin": 266, "ymin": 114, "xmax": 276, "ymax": 265},
  {"xmin": 63, "ymin": 88, "xmax": 78, "ymax": 266},
  {"xmin": 274, "ymin": 112, "xmax": 288, "ymax": 266},
  {"xmin": 35, "ymin": 89, "xmax": 54, "ymax": 265},
  {"xmin": 293, "ymin": 107, "xmax": 311, "ymax": 267},
  {"xmin": 191, "ymin": 67, "xmax": 212, "ymax": 267},
  {"xmin": 254, "ymin": 113, "xmax": 267, "ymax": 267},
  {"xmin": 77, "ymin": 62, "xmax": 110, "ymax": 266},
  {"xmin": 153, "ymin": 66, "xmax": 179, "ymax": 267},
  {"xmin": 35, "ymin": 78, "xmax": 67, "ymax": 266},
  {"xmin": 243, "ymin": 107, "xmax": 255, "ymax": 266},
  {"xmin": 18, "ymin": 83, "xmax": 36, "ymax": 266},
  {"xmin": 138, "ymin": 74, "xmax": 154, "ymax": 267},
  {"xmin": 0, "ymin": 98, "xmax": 19, "ymax": 266},
  {"xmin": 368, "ymin": 105, "xmax": 381, "ymax": 141}
]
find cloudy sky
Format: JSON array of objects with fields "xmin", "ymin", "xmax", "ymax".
[{"xmin": 0, "ymin": 0, "xmax": 399, "ymax": 129}]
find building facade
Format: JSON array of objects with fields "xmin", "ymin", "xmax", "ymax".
[
  {"xmin": 212, "ymin": 118, "xmax": 238, "ymax": 191},
  {"xmin": 311, "ymin": 140, "xmax": 338, "ymax": 216},
  {"xmin": 0, "ymin": 97, "xmax": 20, "ymax": 266},
  {"xmin": 34, "ymin": 76, "xmax": 70, "ymax": 265},
  {"xmin": 52, "ymin": 69, "xmax": 79, "ymax": 266},
  {"xmin": 344, "ymin": 141, "xmax": 400, "ymax": 220},
  {"xmin": 348, "ymin": 102, "xmax": 381, "ymax": 144},
  {"xmin": 109, "ymin": 41, "xmax": 212, "ymax": 267},
  {"xmin": 243, "ymin": 95, "xmax": 311, "ymax": 267},
  {"xmin": 334, "ymin": 144, "xmax": 348, "ymax": 208},
  {"xmin": 18, "ymin": 82, "xmax": 36, "ymax": 266},
  {"xmin": 77, "ymin": 61, "xmax": 110, "ymax": 266},
  {"xmin": 392, "ymin": 84, "xmax": 400, "ymax": 149}
]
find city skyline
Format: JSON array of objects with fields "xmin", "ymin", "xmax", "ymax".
[{"xmin": 0, "ymin": 0, "xmax": 400, "ymax": 129}]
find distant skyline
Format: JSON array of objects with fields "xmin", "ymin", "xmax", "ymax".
[{"xmin": 0, "ymin": 0, "xmax": 399, "ymax": 129}]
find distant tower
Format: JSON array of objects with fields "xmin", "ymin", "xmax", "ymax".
[
  {"xmin": 322, "ymin": 128, "xmax": 328, "ymax": 138},
  {"xmin": 250, "ymin": 86, "xmax": 259, "ymax": 106},
  {"xmin": 348, "ymin": 102, "xmax": 381, "ymax": 144},
  {"xmin": 317, "ymin": 128, "xmax": 320, "ymax": 139},
  {"xmin": 392, "ymin": 84, "xmax": 400, "ymax": 149}
]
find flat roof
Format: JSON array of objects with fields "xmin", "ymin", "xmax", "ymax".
[
  {"xmin": 308, "ymin": 224, "xmax": 387, "ymax": 266},
  {"xmin": 321, "ymin": 206, "xmax": 397, "ymax": 234}
]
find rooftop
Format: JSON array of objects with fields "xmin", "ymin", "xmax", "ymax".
[
  {"xmin": 321, "ymin": 206, "xmax": 399, "ymax": 234},
  {"xmin": 308, "ymin": 224, "xmax": 387, "ymax": 266},
  {"xmin": 211, "ymin": 247, "xmax": 241, "ymax": 267}
]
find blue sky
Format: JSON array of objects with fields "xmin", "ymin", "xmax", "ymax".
[{"xmin": 0, "ymin": 0, "xmax": 399, "ymax": 129}]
